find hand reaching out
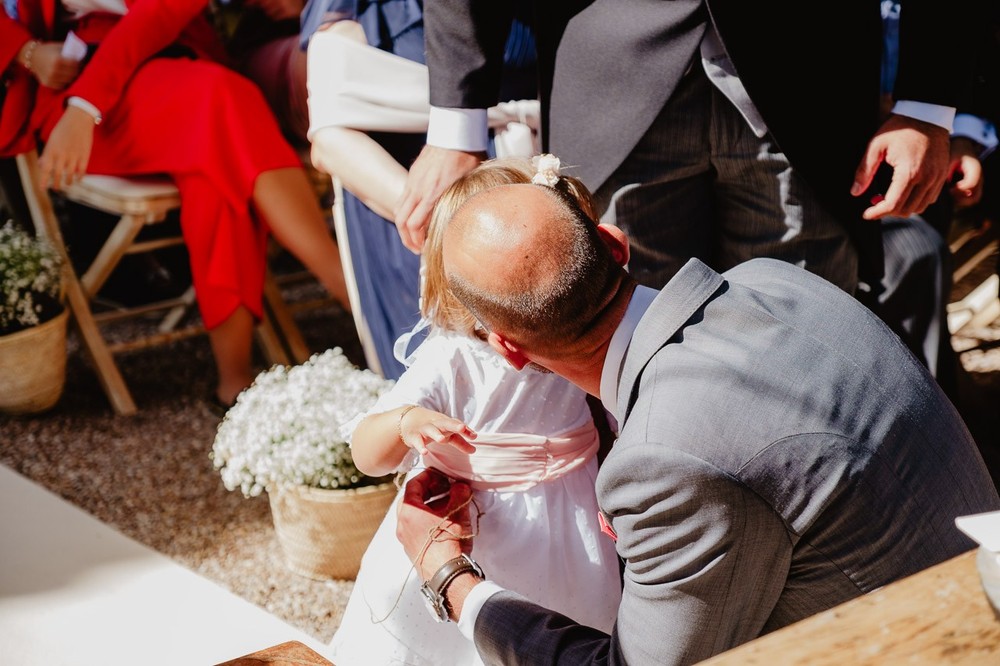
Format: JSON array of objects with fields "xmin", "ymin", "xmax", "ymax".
[
  {"xmin": 851, "ymin": 114, "xmax": 951, "ymax": 221},
  {"xmin": 393, "ymin": 145, "xmax": 485, "ymax": 253},
  {"xmin": 399, "ymin": 406, "xmax": 477, "ymax": 456}
]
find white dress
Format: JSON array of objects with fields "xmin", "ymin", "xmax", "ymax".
[{"xmin": 328, "ymin": 329, "xmax": 622, "ymax": 666}]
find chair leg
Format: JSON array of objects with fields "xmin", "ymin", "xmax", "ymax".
[
  {"xmin": 15, "ymin": 152, "xmax": 138, "ymax": 416},
  {"xmin": 331, "ymin": 177, "xmax": 383, "ymax": 377},
  {"xmin": 263, "ymin": 271, "xmax": 312, "ymax": 365},
  {"xmin": 80, "ymin": 213, "xmax": 146, "ymax": 298}
]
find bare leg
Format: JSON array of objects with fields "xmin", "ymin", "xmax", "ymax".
[
  {"xmin": 208, "ymin": 305, "xmax": 255, "ymax": 405},
  {"xmin": 253, "ymin": 166, "xmax": 351, "ymax": 310}
]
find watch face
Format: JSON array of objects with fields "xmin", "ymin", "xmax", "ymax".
[{"xmin": 420, "ymin": 582, "xmax": 448, "ymax": 623}]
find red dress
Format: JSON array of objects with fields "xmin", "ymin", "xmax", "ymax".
[{"xmin": 1, "ymin": 0, "xmax": 301, "ymax": 328}]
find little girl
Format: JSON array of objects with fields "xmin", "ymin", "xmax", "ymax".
[{"xmin": 327, "ymin": 156, "xmax": 622, "ymax": 666}]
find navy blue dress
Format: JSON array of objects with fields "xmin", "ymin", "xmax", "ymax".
[{"xmin": 302, "ymin": 0, "xmax": 535, "ymax": 379}]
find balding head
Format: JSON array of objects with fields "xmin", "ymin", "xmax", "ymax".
[{"xmin": 443, "ymin": 182, "xmax": 628, "ymax": 358}]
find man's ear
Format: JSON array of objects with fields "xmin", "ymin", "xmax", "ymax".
[
  {"xmin": 487, "ymin": 331, "xmax": 531, "ymax": 371},
  {"xmin": 596, "ymin": 223, "xmax": 630, "ymax": 267}
]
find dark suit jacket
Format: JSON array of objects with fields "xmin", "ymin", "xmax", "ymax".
[
  {"xmin": 425, "ymin": 0, "xmax": 970, "ymax": 235},
  {"xmin": 471, "ymin": 258, "xmax": 1000, "ymax": 665}
]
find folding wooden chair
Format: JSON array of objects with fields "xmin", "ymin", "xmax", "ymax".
[{"xmin": 14, "ymin": 149, "xmax": 310, "ymax": 415}]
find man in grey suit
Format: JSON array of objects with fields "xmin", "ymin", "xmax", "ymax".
[{"xmin": 395, "ymin": 173, "xmax": 1000, "ymax": 665}]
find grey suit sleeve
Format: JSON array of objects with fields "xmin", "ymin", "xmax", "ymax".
[
  {"xmin": 424, "ymin": 0, "xmax": 516, "ymax": 108},
  {"xmin": 473, "ymin": 445, "xmax": 791, "ymax": 665}
]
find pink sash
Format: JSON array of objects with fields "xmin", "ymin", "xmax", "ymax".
[{"xmin": 420, "ymin": 423, "xmax": 599, "ymax": 492}]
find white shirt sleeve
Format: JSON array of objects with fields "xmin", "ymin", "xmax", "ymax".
[
  {"xmin": 891, "ymin": 100, "xmax": 957, "ymax": 133},
  {"xmin": 953, "ymin": 113, "xmax": 999, "ymax": 159},
  {"xmin": 427, "ymin": 107, "xmax": 490, "ymax": 152},
  {"xmin": 456, "ymin": 581, "xmax": 506, "ymax": 640}
]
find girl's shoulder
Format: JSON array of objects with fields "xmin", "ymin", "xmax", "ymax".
[{"xmin": 412, "ymin": 329, "xmax": 498, "ymax": 365}]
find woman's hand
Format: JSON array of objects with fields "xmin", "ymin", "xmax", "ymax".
[
  {"xmin": 245, "ymin": 0, "xmax": 304, "ymax": 21},
  {"xmin": 38, "ymin": 106, "xmax": 96, "ymax": 190},
  {"xmin": 399, "ymin": 406, "xmax": 478, "ymax": 457},
  {"xmin": 21, "ymin": 41, "xmax": 81, "ymax": 90}
]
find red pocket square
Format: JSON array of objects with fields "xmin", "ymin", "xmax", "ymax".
[{"xmin": 598, "ymin": 510, "xmax": 617, "ymax": 542}]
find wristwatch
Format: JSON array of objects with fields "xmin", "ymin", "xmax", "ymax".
[{"xmin": 419, "ymin": 553, "xmax": 485, "ymax": 622}]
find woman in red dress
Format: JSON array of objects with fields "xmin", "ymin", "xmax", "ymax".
[{"xmin": 1, "ymin": 0, "xmax": 351, "ymax": 409}]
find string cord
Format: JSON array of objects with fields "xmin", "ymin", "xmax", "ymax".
[{"xmin": 365, "ymin": 488, "xmax": 484, "ymax": 624}]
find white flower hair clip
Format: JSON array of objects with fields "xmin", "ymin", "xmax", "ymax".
[{"xmin": 531, "ymin": 153, "xmax": 562, "ymax": 187}]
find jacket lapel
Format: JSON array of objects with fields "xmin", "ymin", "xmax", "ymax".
[{"xmin": 617, "ymin": 258, "xmax": 726, "ymax": 423}]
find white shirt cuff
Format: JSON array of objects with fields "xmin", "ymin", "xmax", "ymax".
[
  {"xmin": 427, "ymin": 107, "xmax": 489, "ymax": 152},
  {"xmin": 66, "ymin": 96, "xmax": 103, "ymax": 125},
  {"xmin": 953, "ymin": 113, "xmax": 999, "ymax": 158},
  {"xmin": 891, "ymin": 100, "xmax": 955, "ymax": 133},
  {"xmin": 456, "ymin": 580, "xmax": 505, "ymax": 641}
]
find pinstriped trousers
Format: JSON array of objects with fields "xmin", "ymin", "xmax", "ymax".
[{"xmin": 595, "ymin": 65, "xmax": 859, "ymax": 294}]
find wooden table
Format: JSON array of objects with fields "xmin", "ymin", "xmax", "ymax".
[
  {"xmin": 701, "ymin": 549, "xmax": 1000, "ymax": 665},
  {"xmin": 215, "ymin": 641, "xmax": 334, "ymax": 666}
]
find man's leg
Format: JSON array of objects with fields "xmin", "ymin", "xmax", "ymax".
[{"xmin": 594, "ymin": 67, "xmax": 715, "ymax": 289}]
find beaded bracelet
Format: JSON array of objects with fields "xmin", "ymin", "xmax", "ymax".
[
  {"xmin": 20, "ymin": 40, "xmax": 40, "ymax": 74},
  {"xmin": 397, "ymin": 404, "xmax": 419, "ymax": 445}
]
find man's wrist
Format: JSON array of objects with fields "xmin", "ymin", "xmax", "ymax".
[
  {"xmin": 420, "ymin": 553, "xmax": 484, "ymax": 622},
  {"xmin": 444, "ymin": 570, "xmax": 483, "ymax": 621}
]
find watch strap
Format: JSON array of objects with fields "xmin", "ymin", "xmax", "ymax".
[
  {"xmin": 427, "ymin": 554, "xmax": 484, "ymax": 598},
  {"xmin": 423, "ymin": 554, "xmax": 484, "ymax": 621}
]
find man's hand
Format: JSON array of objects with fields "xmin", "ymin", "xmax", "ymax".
[
  {"xmin": 947, "ymin": 137, "xmax": 985, "ymax": 209},
  {"xmin": 396, "ymin": 469, "xmax": 473, "ymax": 581},
  {"xmin": 22, "ymin": 42, "xmax": 81, "ymax": 90},
  {"xmin": 38, "ymin": 106, "xmax": 96, "ymax": 190},
  {"xmin": 851, "ymin": 114, "xmax": 951, "ymax": 220},
  {"xmin": 393, "ymin": 146, "xmax": 485, "ymax": 253}
]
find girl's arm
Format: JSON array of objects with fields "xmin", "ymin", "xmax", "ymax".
[{"xmin": 351, "ymin": 405, "xmax": 477, "ymax": 478}]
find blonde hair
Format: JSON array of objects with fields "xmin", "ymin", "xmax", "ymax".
[{"xmin": 421, "ymin": 156, "xmax": 598, "ymax": 339}]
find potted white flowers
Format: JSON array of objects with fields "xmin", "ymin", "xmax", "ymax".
[
  {"xmin": 0, "ymin": 220, "xmax": 68, "ymax": 414},
  {"xmin": 211, "ymin": 347, "xmax": 398, "ymax": 580}
]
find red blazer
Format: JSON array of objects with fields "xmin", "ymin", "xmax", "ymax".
[{"xmin": 0, "ymin": 0, "xmax": 226, "ymax": 157}]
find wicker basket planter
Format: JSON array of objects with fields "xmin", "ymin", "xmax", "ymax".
[
  {"xmin": 269, "ymin": 480, "xmax": 398, "ymax": 581},
  {"xmin": 0, "ymin": 308, "xmax": 69, "ymax": 415}
]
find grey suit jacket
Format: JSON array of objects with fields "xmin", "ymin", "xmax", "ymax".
[{"xmin": 473, "ymin": 258, "xmax": 1000, "ymax": 665}]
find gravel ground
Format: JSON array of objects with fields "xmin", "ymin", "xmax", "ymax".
[
  {"xmin": 2, "ymin": 249, "xmax": 1000, "ymax": 648},
  {"xmin": 0, "ymin": 273, "xmax": 367, "ymax": 645}
]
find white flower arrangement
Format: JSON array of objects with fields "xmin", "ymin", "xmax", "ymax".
[
  {"xmin": 210, "ymin": 348, "xmax": 395, "ymax": 498},
  {"xmin": 0, "ymin": 220, "xmax": 64, "ymax": 335}
]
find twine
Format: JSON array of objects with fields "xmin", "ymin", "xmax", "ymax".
[{"xmin": 365, "ymin": 489, "xmax": 484, "ymax": 625}]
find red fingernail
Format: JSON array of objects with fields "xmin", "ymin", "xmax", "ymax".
[{"xmin": 870, "ymin": 194, "xmax": 885, "ymax": 205}]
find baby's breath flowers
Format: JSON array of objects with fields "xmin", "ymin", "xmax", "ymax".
[
  {"xmin": 0, "ymin": 220, "xmax": 64, "ymax": 334},
  {"xmin": 210, "ymin": 348, "xmax": 395, "ymax": 498}
]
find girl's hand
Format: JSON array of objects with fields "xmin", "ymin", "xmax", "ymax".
[
  {"xmin": 399, "ymin": 406, "xmax": 477, "ymax": 456},
  {"xmin": 22, "ymin": 42, "xmax": 81, "ymax": 90},
  {"xmin": 38, "ymin": 106, "xmax": 96, "ymax": 190}
]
